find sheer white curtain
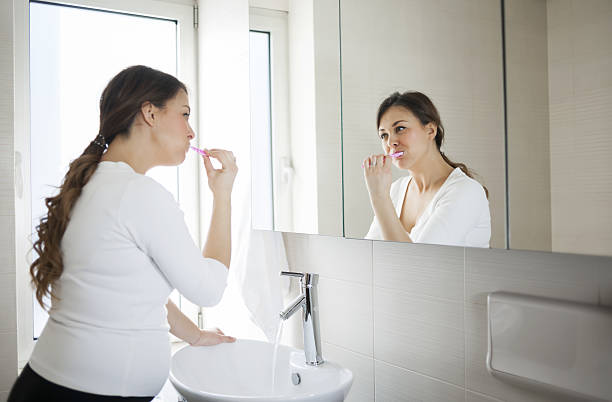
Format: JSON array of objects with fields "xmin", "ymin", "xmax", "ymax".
[{"xmin": 197, "ymin": 0, "xmax": 288, "ymax": 342}]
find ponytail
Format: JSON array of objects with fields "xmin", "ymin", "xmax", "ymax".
[{"xmin": 30, "ymin": 140, "xmax": 105, "ymax": 309}]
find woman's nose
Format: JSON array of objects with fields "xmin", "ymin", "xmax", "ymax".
[{"xmin": 388, "ymin": 135, "xmax": 400, "ymax": 146}]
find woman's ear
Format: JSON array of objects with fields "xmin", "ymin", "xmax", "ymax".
[
  {"xmin": 140, "ymin": 102, "xmax": 156, "ymax": 127},
  {"xmin": 426, "ymin": 123, "xmax": 437, "ymax": 140}
]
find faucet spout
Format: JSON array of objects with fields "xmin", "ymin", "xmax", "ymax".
[{"xmin": 280, "ymin": 294, "xmax": 306, "ymax": 320}]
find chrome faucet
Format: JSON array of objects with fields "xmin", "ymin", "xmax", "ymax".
[{"xmin": 280, "ymin": 271, "xmax": 324, "ymax": 366}]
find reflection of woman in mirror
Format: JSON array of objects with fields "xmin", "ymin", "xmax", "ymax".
[{"xmin": 363, "ymin": 91, "xmax": 490, "ymax": 247}]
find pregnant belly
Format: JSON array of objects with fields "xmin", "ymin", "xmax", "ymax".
[{"xmin": 30, "ymin": 317, "xmax": 171, "ymax": 396}]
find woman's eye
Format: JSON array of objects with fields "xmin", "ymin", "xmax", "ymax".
[
  {"xmin": 396, "ymin": 126, "xmax": 405, "ymax": 132},
  {"xmin": 183, "ymin": 113, "xmax": 190, "ymax": 118},
  {"xmin": 380, "ymin": 133, "xmax": 388, "ymax": 140}
]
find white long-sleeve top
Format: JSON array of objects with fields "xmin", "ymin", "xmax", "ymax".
[
  {"xmin": 365, "ymin": 167, "xmax": 491, "ymax": 247},
  {"xmin": 29, "ymin": 161, "xmax": 228, "ymax": 397}
]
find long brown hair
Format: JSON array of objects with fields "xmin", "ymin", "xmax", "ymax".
[
  {"xmin": 377, "ymin": 91, "xmax": 489, "ymax": 198},
  {"xmin": 30, "ymin": 65, "xmax": 187, "ymax": 309}
]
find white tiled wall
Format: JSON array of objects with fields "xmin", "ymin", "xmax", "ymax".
[
  {"xmin": 324, "ymin": 342, "xmax": 374, "ymax": 402},
  {"xmin": 283, "ymin": 232, "xmax": 612, "ymax": 402},
  {"xmin": 1, "ymin": 0, "xmax": 18, "ymax": 400}
]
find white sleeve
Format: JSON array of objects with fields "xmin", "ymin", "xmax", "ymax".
[
  {"xmin": 413, "ymin": 180, "xmax": 489, "ymax": 247},
  {"xmin": 119, "ymin": 176, "xmax": 228, "ymax": 306}
]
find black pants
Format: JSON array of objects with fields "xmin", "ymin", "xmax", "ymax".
[{"xmin": 8, "ymin": 364, "xmax": 154, "ymax": 402}]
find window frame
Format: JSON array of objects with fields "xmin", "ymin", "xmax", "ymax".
[
  {"xmin": 249, "ymin": 6, "xmax": 292, "ymax": 232},
  {"xmin": 14, "ymin": 0, "xmax": 199, "ymax": 370}
]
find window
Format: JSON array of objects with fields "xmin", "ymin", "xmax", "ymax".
[
  {"xmin": 17, "ymin": 0, "xmax": 197, "ymax": 366},
  {"xmin": 250, "ymin": 7, "xmax": 292, "ymax": 232}
]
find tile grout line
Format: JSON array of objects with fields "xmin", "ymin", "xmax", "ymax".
[
  {"xmin": 322, "ymin": 340, "xmax": 373, "ymax": 360},
  {"xmin": 371, "ymin": 239, "xmax": 376, "ymax": 401},
  {"xmin": 375, "ymin": 358, "xmax": 467, "ymax": 392},
  {"xmin": 467, "ymin": 388, "xmax": 506, "ymax": 402}
]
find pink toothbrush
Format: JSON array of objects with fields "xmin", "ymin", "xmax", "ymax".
[
  {"xmin": 190, "ymin": 145, "xmax": 209, "ymax": 157},
  {"xmin": 361, "ymin": 151, "xmax": 404, "ymax": 167}
]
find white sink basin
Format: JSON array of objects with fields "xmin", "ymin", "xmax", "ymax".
[{"xmin": 169, "ymin": 339, "xmax": 353, "ymax": 402}]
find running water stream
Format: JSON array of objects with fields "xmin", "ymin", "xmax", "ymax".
[{"xmin": 271, "ymin": 319, "xmax": 285, "ymax": 392}]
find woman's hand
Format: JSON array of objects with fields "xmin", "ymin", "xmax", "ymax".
[
  {"xmin": 202, "ymin": 149, "xmax": 238, "ymax": 198},
  {"xmin": 362, "ymin": 154, "xmax": 412, "ymax": 242},
  {"xmin": 190, "ymin": 327, "xmax": 236, "ymax": 346},
  {"xmin": 363, "ymin": 153, "xmax": 392, "ymax": 201}
]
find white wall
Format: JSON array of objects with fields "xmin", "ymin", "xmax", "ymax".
[
  {"xmin": 283, "ymin": 232, "xmax": 612, "ymax": 402},
  {"xmin": 0, "ymin": 0, "xmax": 18, "ymax": 399}
]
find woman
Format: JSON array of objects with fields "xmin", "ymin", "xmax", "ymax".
[
  {"xmin": 9, "ymin": 66, "xmax": 238, "ymax": 401},
  {"xmin": 363, "ymin": 91, "xmax": 490, "ymax": 247}
]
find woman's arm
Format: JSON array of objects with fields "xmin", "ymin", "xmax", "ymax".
[
  {"xmin": 369, "ymin": 193, "xmax": 413, "ymax": 242},
  {"xmin": 166, "ymin": 299, "xmax": 235, "ymax": 345},
  {"xmin": 203, "ymin": 194, "xmax": 231, "ymax": 267},
  {"xmin": 201, "ymin": 149, "xmax": 238, "ymax": 268},
  {"xmin": 166, "ymin": 298, "xmax": 199, "ymax": 344}
]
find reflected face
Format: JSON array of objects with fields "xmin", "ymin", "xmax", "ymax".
[
  {"xmin": 378, "ymin": 106, "xmax": 435, "ymax": 169},
  {"xmin": 153, "ymin": 89, "xmax": 194, "ymax": 165}
]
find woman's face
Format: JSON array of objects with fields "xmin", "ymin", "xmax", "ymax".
[
  {"xmin": 152, "ymin": 89, "xmax": 194, "ymax": 165},
  {"xmin": 378, "ymin": 106, "xmax": 436, "ymax": 170}
]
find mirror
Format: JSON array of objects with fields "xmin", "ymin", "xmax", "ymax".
[
  {"xmin": 341, "ymin": 0, "xmax": 612, "ymax": 256},
  {"xmin": 251, "ymin": 0, "xmax": 612, "ymax": 257},
  {"xmin": 505, "ymin": 0, "xmax": 612, "ymax": 256},
  {"xmin": 340, "ymin": 0, "xmax": 506, "ymax": 249},
  {"xmin": 249, "ymin": 1, "xmax": 343, "ymax": 236}
]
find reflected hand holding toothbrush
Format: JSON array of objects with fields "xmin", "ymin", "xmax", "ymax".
[{"xmin": 361, "ymin": 151, "xmax": 403, "ymax": 168}]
